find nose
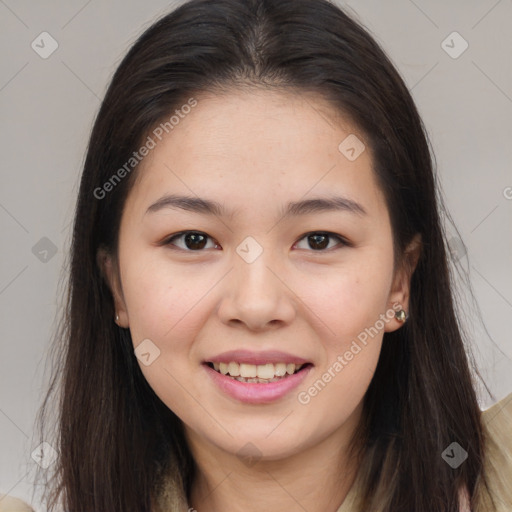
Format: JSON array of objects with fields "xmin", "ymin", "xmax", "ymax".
[{"xmin": 216, "ymin": 249, "xmax": 296, "ymax": 332}]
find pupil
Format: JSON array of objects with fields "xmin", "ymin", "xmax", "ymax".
[
  {"xmin": 183, "ymin": 233, "xmax": 329, "ymax": 250},
  {"xmin": 185, "ymin": 232, "xmax": 207, "ymax": 250},
  {"xmin": 309, "ymin": 233, "xmax": 328, "ymax": 250}
]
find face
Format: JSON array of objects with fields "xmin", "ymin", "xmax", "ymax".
[{"xmin": 99, "ymin": 89, "xmax": 417, "ymax": 462}]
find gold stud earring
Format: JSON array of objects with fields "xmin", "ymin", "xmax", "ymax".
[{"xmin": 395, "ymin": 309, "xmax": 407, "ymax": 323}]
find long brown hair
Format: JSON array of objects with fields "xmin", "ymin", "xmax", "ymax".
[{"xmin": 35, "ymin": 0, "xmax": 495, "ymax": 510}]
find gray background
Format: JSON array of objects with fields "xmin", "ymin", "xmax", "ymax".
[{"xmin": 1, "ymin": 0, "xmax": 511, "ymax": 509}]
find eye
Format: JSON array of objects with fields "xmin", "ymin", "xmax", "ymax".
[
  {"xmin": 161, "ymin": 230, "xmax": 350, "ymax": 252},
  {"xmin": 162, "ymin": 231, "xmax": 219, "ymax": 251},
  {"xmin": 294, "ymin": 231, "xmax": 349, "ymax": 251}
]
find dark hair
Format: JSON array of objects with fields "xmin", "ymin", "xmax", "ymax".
[{"xmin": 35, "ymin": 0, "xmax": 495, "ymax": 510}]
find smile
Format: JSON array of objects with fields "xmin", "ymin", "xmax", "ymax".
[
  {"xmin": 207, "ymin": 361, "xmax": 306, "ymax": 383},
  {"xmin": 203, "ymin": 361, "xmax": 313, "ymax": 404}
]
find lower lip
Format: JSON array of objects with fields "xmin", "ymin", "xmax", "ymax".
[{"xmin": 203, "ymin": 363, "xmax": 313, "ymax": 404}]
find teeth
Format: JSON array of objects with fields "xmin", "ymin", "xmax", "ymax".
[
  {"xmin": 210, "ymin": 361, "xmax": 304, "ymax": 379},
  {"xmin": 274, "ymin": 363, "xmax": 287, "ymax": 377},
  {"xmin": 228, "ymin": 361, "xmax": 240, "ymax": 376},
  {"xmin": 257, "ymin": 363, "xmax": 274, "ymax": 379},
  {"xmin": 239, "ymin": 363, "xmax": 258, "ymax": 378}
]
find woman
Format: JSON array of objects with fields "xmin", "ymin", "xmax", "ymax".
[{"xmin": 9, "ymin": 0, "xmax": 510, "ymax": 511}]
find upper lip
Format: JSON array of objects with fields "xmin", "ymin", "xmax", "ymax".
[{"xmin": 204, "ymin": 349, "xmax": 310, "ymax": 366}]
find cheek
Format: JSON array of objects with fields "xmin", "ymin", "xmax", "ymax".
[
  {"xmin": 298, "ymin": 252, "xmax": 393, "ymax": 349},
  {"xmin": 121, "ymin": 253, "xmax": 214, "ymax": 346},
  {"xmin": 297, "ymin": 336, "xmax": 382, "ymax": 435},
  {"xmin": 120, "ymin": 256, "xmax": 211, "ymax": 415}
]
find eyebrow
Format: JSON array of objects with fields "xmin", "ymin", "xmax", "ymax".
[{"xmin": 145, "ymin": 193, "xmax": 367, "ymax": 219}]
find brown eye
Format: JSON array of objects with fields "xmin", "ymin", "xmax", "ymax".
[
  {"xmin": 308, "ymin": 233, "xmax": 329, "ymax": 250},
  {"xmin": 164, "ymin": 231, "xmax": 218, "ymax": 251},
  {"xmin": 294, "ymin": 231, "xmax": 348, "ymax": 251}
]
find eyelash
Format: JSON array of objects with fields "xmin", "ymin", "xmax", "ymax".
[{"xmin": 161, "ymin": 230, "xmax": 351, "ymax": 252}]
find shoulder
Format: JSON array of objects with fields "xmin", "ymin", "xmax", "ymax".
[
  {"xmin": 482, "ymin": 391, "xmax": 512, "ymax": 422},
  {"xmin": 0, "ymin": 494, "xmax": 34, "ymax": 511},
  {"xmin": 478, "ymin": 392, "xmax": 512, "ymax": 511},
  {"xmin": 481, "ymin": 392, "xmax": 512, "ymax": 459}
]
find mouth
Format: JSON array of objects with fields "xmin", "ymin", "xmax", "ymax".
[
  {"xmin": 203, "ymin": 359, "xmax": 314, "ymax": 404},
  {"xmin": 204, "ymin": 361, "xmax": 313, "ymax": 384}
]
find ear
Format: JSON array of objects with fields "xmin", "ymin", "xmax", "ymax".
[
  {"xmin": 96, "ymin": 246, "xmax": 129, "ymax": 328},
  {"xmin": 384, "ymin": 233, "xmax": 422, "ymax": 332}
]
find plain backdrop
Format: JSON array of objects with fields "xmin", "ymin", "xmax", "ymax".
[{"xmin": 1, "ymin": 0, "xmax": 511, "ymax": 509}]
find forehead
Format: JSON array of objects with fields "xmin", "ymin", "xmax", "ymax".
[{"xmin": 124, "ymin": 89, "xmax": 385, "ymax": 220}]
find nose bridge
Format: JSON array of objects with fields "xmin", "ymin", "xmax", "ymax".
[
  {"xmin": 233, "ymin": 235, "xmax": 280, "ymax": 299},
  {"xmin": 217, "ymin": 235, "xmax": 295, "ymax": 329}
]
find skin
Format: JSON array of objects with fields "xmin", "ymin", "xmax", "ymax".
[{"xmin": 98, "ymin": 89, "xmax": 420, "ymax": 512}]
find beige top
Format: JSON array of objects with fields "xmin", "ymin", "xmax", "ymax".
[
  {"xmin": 2, "ymin": 393, "xmax": 511, "ymax": 512},
  {"xmin": 0, "ymin": 495, "xmax": 33, "ymax": 512},
  {"xmin": 335, "ymin": 393, "xmax": 512, "ymax": 512}
]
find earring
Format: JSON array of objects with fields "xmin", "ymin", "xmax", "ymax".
[
  {"xmin": 395, "ymin": 309, "xmax": 407, "ymax": 323},
  {"xmin": 115, "ymin": 313, "xmax": 119, "ymax": 324}
]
